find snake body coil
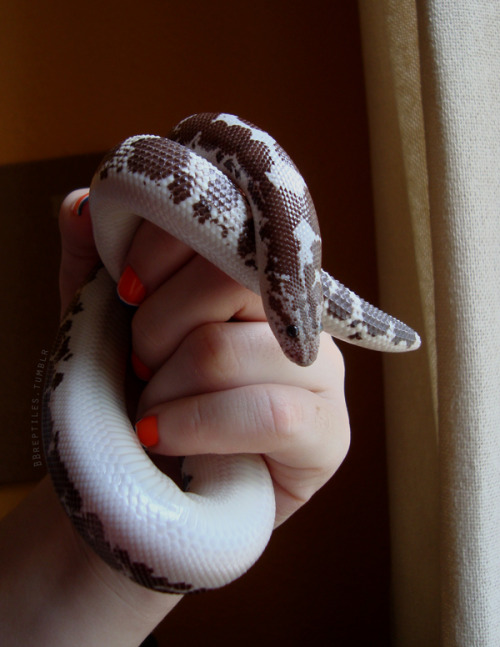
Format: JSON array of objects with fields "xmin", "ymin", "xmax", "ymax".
[{"xmin": 43, "ymin": 113, "xmax": 420, "ymax": 593}]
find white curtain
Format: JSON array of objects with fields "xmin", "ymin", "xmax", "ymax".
[{"xmin": 358, "ymin": 1, "xmax": 500, "ymax": 645}]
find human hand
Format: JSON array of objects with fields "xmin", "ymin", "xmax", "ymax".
[
  {"xmin": 34, "ymin": 186, "xmax": 349, "ymax": 645},
  {"xmin": 101, "ymin": 196, "xmax": 351, "ymax": 528}
]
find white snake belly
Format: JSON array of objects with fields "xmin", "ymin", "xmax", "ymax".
[{"xmin": 43, "ymin": 113, "xmax": 420, "ymax": 593}]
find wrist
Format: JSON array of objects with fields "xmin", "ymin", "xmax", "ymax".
[{"xmin": 0, "ymin": 477, "xmax": 181, "ymax": 647}]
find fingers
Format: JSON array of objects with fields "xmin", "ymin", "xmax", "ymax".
[
  {"xmin": 137, "ymin": 324, "xmax": 340, "ymax": 414},
  {"xmin": 95, "ymin": 211, "xmax": 263, "ymax": 374},
  {"xmin": 137, "ymin": 329, "xmax": 345, "ymax": 453},
  {"xmin": 118, "ymin": 220, "xmax": 196, "ymax": 299},
  {"xmin": 136, "ymin": 330, "xmax": 349, "ymax": 527},
  {"xmin": 129, "ymin": 253, "xmax": 265, "ymax": 373},
  {"xmin": 58, "ymin": 189, "xmax": 350, "ymax": 530},
  {"xmin": 58, "ymin": 190, "xmax": 100, "ymax": 315},
  {"xmin": 122, "ymin": 227, "xmax": 350, "ymax": 527},
  {"xmin": 138, "ymin": 382, "xmax": 339, "ymax": 459}
]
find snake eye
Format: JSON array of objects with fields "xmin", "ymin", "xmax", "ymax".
[{"xmin": 286, "ymin": 325, "xmax": 300, "ymax": 338}]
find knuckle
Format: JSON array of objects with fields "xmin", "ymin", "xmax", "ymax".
[
  {"xmin": 264, "ymin": 387, "xmax": 301, "ymax": 442},
  {"xmin": 185, "ymin": 396, "xmax": 204, "ymax": 440},
  {"xmin": 186, "ymin": 323, "xmax": 242, "ymax": 384}
]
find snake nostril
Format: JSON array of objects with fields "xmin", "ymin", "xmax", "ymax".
[{"xmin": 286, "ymin": 325, "xmax": 300, "ymax": 338}]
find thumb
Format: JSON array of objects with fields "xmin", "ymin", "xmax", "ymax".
[{"xmin": 58, "ymin": 190, "xmax": 100, "ymax": 316}]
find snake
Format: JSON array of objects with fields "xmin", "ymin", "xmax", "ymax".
[{"xmin": 42, "ymin": 113, "xmax": 420, "ymax": 594}]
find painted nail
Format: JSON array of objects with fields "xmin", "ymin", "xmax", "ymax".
[
  {"xmin": 72, "ymin": 193, "xmax": 90, "ymax": 217},
  {"xmin": 135, "ymin": 416, "xmax": 159, "ymax": 448},
  {"xmin": 131, "ymin": 352, "xmax": 153, "ymax": 382},
  {"xmin": 117, "ymin": 265, "xmax": 146, "ymax": 306}
]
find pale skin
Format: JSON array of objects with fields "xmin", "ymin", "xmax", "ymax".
[{"xmin": 0, "ymin": 189, "xmax": 350, "ymax": 646}]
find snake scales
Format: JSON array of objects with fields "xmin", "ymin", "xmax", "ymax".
[{"xmin": 42, "ymin": 113, "xmax": 420, "ymax": 593}]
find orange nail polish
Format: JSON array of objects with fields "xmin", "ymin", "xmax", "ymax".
[
  {"xmin": 72, "ymin": 193, "xmax": 90, "ymax": 217},
  {"xmin": 117, "ymin": 265, "xmax": 146, "ymax": 306},
  {"xmin": 136, "ymin": 416, "xmax": 159, "ymax": 448},
  {"xmin": 131, "ymin": 352, "xmax": 153, "ymax": 382}
]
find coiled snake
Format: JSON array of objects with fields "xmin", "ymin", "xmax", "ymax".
[{"xmin": 42, "ymin": 113, "xmax": 420, "ymax": 593}]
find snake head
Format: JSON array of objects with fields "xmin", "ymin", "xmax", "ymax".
[
  {"xmin": 169, "ymin": 112, "xmax": 325, "ymax": 366},
  {"xmin": 258, "ymin": 213, "xmax": 324, "ymax": 367},
  {"xmin": 263, "ymin": 275, "xmax": 323, "ymax": 367}
]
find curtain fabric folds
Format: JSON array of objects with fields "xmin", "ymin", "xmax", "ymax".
[{"xmin": 358, "ymin": 1, "xmax": 500, "ymax": 645}]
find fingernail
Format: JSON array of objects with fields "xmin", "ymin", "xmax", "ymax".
[
  {"xmin": 135, "ymin": 416, "xmax": 159, "ymax": 448},
  {"xmin": 131, "ymin": 352, "xmax": 153, "ymax": 381},
  {"xmin": 117, "ymin": 265, "xmax": 146, "ymax": 306},
  {"xmin": 72, "ymin": 193, "xmax": 90, "ymax": 217}
]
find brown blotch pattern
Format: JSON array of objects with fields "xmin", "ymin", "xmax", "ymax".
[
  {"xmin": 170, "ymin": 114, "xmax": 323, "ymax": 363},
  {"xmin": 42, "ymin": 265, "xmax": 195, "ymax": 593},
  {"xmin": 42, "ymin": 428, "xmax": 193, "ymax": 593}
]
